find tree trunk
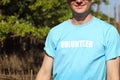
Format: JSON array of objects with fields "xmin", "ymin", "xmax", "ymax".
[{"xmin": 97, "ymin": 3, "xmax": 101, "ymax": 18}]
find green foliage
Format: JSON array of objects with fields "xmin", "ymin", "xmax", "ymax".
[
  {"xmin": 0, "ymin": 0, "xmax": 10, "ymax": 5},
  {"xmin": 0, "ymin": 0, "xmax": 71, "ymax": 27},
  {"xmin": 0, "ymin": 0, "xmax": 71, "ymax": 42},
  {"xmin": 0, "ymin": 15, "xmax": 50, "ymax": 42},
  {"xmin": 0, "ymin": 0, "xmax": 112, "ymax": 42}
]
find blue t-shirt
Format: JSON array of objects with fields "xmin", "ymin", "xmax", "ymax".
[{"xmin": 44, "ymin": 17, "xmax": 120, "ymax": 80}]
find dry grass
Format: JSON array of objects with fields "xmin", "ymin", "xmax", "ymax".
[{"xmin": 0, "ymin": 50, "xmax": 44, "ymax": 79}]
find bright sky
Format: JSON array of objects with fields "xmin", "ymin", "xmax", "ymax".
[{"xmin": 93, "ymin": 0, "xmax": 120, "ymax": 22}]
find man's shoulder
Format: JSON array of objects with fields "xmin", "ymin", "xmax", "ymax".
[
  {"xmin": 93, "ymin": 17, "xmax": 119, "ymax": 36},
  {"xmin": 93, "ymin": 16, "xmax": 115, "ymax": 29},
  {"xmin": 50, "ymin": 19, "xmax": 69, "ymax": 32}
]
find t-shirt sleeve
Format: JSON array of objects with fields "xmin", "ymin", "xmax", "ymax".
[
  {"xmin": 105, "ymin": 27, "xmax": 120, "ymax": 61},
  {"xmin": 44, "ymin": 31, "xmax": 56, "ymax": 58}
]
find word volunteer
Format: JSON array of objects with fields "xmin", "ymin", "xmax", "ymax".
[{"xmin": 60, "ymin": 40, "xmax": 93, "ymax": 48}]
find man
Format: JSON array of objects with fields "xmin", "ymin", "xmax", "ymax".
[{"xmin": 35, "ymin": 0, "xmax": 120, "ymax": 80}]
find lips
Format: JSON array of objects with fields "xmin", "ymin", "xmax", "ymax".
[
  {"xmin": 74, "ymin": 3, "xmax": 85, "ymax": 9},
  {"xmin": 76, "ymin": 5, "xmax": 83, "ymax": 9}
]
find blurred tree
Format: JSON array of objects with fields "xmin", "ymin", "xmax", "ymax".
[
  {"xmin": 0, "ymin": 0, "xmax": 109, "ymax": 27},
  {"xmin": 0, "ymin": 0, "xmax": 110, "ymax": 42},
  {"xmin": 94, "ymin": 0, "xmax": 109, "ymax": 17},
  {"xmin": 0, "ymin": 0, "xmax": 70, "ymax": 28}
]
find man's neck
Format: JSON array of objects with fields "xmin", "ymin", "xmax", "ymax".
[{"xmin": 71, "ymin": 13, "xmax": 93, "ymax": 25}]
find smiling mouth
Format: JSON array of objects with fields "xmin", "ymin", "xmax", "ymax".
[{"xmin": 74, "ymin": 4, "xmax": 85, "ymax": 9}]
